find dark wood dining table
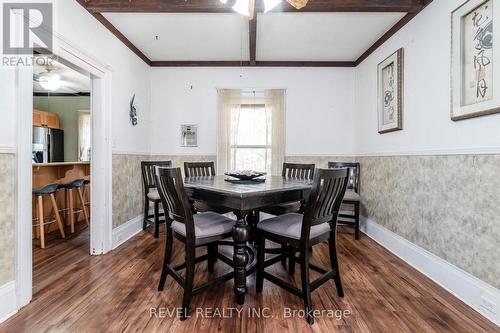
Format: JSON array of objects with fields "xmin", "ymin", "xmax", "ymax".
[{"xmin": 183, "ymin": 175, "xmax": 361, "ymax": 305}]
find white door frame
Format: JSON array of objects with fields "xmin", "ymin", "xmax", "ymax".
[{"xmin": 15, "ymin": 41, "xmax": 113, "ymax": 307}]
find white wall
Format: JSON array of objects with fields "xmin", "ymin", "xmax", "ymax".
[
  {"xmin": 354, "ymin": 0, "xmax": 500, "ymax": 155},
  {"xmin": 150, "ymin": 67, "xmax": 356, "ymax": 156},
  {"xmin": 54, "ymin": 1, "xmax": 151, "ymax": 154},
  {"xmin": 0, "ymin": 68, "xmax": 16, "ymax": 151}
]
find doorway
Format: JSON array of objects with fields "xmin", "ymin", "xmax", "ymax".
[
  {"xmin": 16, "ymin": 45, "xmax": 113, "ymax": 309},
  {"xmin": 31, "ymin": 55, "xmax": 92, "ymax": 293}
]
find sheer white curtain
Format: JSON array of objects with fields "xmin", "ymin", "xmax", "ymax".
[
  {"xmin": 78, "ymin": 111, "xmax": 91, "ymax": 161},
  {"xmin": 217, "ymin": 89, "xmax": 242, "ymax": 174},
  {"xmin": 265, "ymin": 89, "xmax": 286, "ymax": 176},
  {"xmin": 217, "ymin": 89, "xmax": 285, "ymax": 175}
]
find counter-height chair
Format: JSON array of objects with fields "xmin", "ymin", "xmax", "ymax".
[
  {"xmin": 260, "ymin": 163, "xmax": 315, "ymax": 269},
  {"xmin": 261, "ymin": 163, "xmax": 315, "ymax": 216},
  {"xmin": 32, "ymin": 183, "xmax": 66, "ymax": 249},
  {"xmin": 156, "ymin": 167, "xmax": 237, "ymax": 320},
  {"xmin": 183, "ymin": 161, "xmax": 232, "ymax": 214},
  {"xmin": 328, "ymin": 162, "xmax": 361, "ymax": 240},
  {"xmin": 60, "ymin": 179, "xmax": 90, "ymax": 233},
  {"xmin": 82, "ymin": 179, "xmax": 91, "ymax": 209},
  {"xmin": 256, "ymin": 168, "xmax": 349, "ymax": 325},
  {"xmin": 141, "ymin": 160, "xmax": 172, "ymax": 238}
]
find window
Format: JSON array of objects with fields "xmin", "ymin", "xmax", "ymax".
[
  {"xmin": 78, "ymin": 111, "xmax": 91, "ymax": 161},
  {"xmin": 229, "ymin": 104, "xmax": 272, "ymax": 173},
  {"xmin": 218, "ymin": 89, "xmax": 285, "ymax": 175}
]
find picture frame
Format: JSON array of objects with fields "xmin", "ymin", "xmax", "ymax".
[
  {"xmin": 181, "ymin": 124, "xmax": 198, "ymax": 147},
  {"xmin": 377, "ymin": 48, "xmax": 404, "ymax": 134},
  {"xmin": 451, "ymin": 0, "xmax": 499, "ymax": 121}
]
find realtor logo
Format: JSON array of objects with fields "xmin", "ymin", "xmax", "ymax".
[{"xmin": 2, "ymin": 2, "xmax": 53, "ymax": 54}]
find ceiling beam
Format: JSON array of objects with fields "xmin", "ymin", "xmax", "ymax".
[
  {"xmin": 259, "ymin": 0, "xmax": 424, "ymax": 13},
  {"xmin": 249, "ymin": 16, "xmax": 257, "ymax": 65},
  {"xmin": 150, "ymin": 61, "xmax": 356, "ymax": 67},
  {"xmin": 80, "ymin": 0, "xmax": 425, "ymax": 13},
  {"xmin": 76, "ymin": 0, "xmax": 151, "ymax": 65},
  {"xmin": 355, "ymin": 0, "xmax": 433, "ymax": 65},
  {"xmin": 76, "ymin": 0, "xmax": 432, "ymax": 68}
]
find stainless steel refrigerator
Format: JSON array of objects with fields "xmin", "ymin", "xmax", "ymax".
[{"xmin": 32, "ymin": 126, "xmax": 64, "ymax": 163}]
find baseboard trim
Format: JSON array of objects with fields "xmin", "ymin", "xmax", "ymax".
[
  {"xmin": 361, "ymin": 217, "xmax": 500, "ymax": 326},
  {"xmin": 112, "ymin": 215, "xmax": 143, "ymax": 249},
  {"xmin": 0, "ymin": 281, "xmax": 17, "ymax": 323}
]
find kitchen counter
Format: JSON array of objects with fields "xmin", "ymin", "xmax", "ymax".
[
  {"xmin": 32, "ymin": 162, "xmax": 90, "ymax": 237},
  {"xmin": 33, "ymin": 161, "xmax": 90, "ymax": 167}
]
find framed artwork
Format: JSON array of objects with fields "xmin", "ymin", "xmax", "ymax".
[
  {"xmin": 451, "ymin": 0, "xmax": 499, "ymax": 121},
  {"xmin": 181, "ymin": 125, "xmax": 198, "ymax": 147},
  {"xmin": 377, "ymin": 48, "xmax": 404, "ymax": 134}
]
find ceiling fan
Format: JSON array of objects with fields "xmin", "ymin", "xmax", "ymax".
[
  {"xmin": 33, "ymin": 67, "xmax": 63, "ymax": 92},
  {"xmin": 220, "ymin": 0, "xmax": 309, "ymax": 18}
]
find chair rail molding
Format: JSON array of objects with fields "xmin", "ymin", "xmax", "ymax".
[
  {"xmin": 0, "ymin": 146, "xmax": 16, "ymax": 154},
  {"xmin": 354, "ymin": 146, "xmax": 500, "ymax": 157}
]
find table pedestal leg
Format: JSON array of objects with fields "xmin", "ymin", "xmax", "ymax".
[{"xmin": 233, "ymin": 211, "xmax": 250, "ymax": 305}]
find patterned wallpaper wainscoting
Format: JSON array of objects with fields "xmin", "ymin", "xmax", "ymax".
[
  {"xmin": 357, "ymin": 154, "xmax": 500, "ymax": 289},
  {"xmin": 112, "ymin": 154, "xmax": 151, "ymax": 228},
  {"xmin": 0, "ymin": 154, "xmax": 15, "ymax": 286}
]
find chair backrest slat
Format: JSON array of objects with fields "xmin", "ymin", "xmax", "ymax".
[
  {"xmin": 282, "ymin": 163, "xmax": 315, "ymax": 180},
  {"xmin": 301, "ymin": 168, "xmax": 349, "ymax": 241},
  {"xmin": 328, "ymin": 162, "xmax": 360, "ymax": 193},
  {"xmin": 184, "ymin": 162, "xmax": 216, "ymax": 178},
  {"xmin": 141, "ymin": 161, "xmax": 172, "ymax": 190},
  {"xmin": 155, "ymin": 167, "xmax": 196, "ymax": 242}
]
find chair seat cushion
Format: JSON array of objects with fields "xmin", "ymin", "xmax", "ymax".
[
  {"xmin": 60, "ymin": 179, "xmax": 85, "ymax": 189},
  {"xmin": 260, "ymin": 201, "xmax": 301, "ymax": 216},
  {"xmin": 171, "ymin": 212, "xmax": 235, "ymax": 241},
  {"xmin": 147, "ymin": 189, "xmax": 160, "ymax": 200},
  {"xmin": 257, "ymin": 213, "xmax": 331, "ymax": 240},
  {"xmin": 33, "ymin": 183, "xmax": 60, "ymax": 195}
]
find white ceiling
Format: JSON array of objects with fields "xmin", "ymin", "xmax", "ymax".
[
  {"xmin": 258, "ymin": 12, "xmax": 406, "ymax": 61},
  {"xmin": 103, "ymin": 12, "xmax": 405, "ymax": 62},
  {"xmin": 104, "ymin": 13, "xmax": 250, "ymax": 61},
  {"xmin": 33, "ymin": 57, "xmax": 91, "ymax": 93}
]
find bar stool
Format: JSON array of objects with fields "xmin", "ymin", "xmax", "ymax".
[
  {"xmin": 60, "ymin": 179, "xmax": 89, "ymax": 233},
  {"xmin": 82, "ymin": 179, "xmax": 91, "ymax": 209},
  {"xmin": 32, "ymin": 183, "xmax": 66, "ymax": 249}
]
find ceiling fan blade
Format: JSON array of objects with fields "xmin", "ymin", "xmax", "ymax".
[{"xmin": 286, "ymin": 0, "xmax": 308, "ymax": 10}]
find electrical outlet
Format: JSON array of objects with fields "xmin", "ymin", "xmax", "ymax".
[{"xmin": 480, "ymin": 296, "xmax": 497, "ymax": 315}]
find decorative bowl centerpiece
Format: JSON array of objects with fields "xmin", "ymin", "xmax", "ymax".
[{"xmin": 224, "ymin": 170, "xmax": 267, "ymax": 182}]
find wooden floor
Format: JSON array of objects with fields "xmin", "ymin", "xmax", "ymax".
[{"xmin": 1, "ymin": 224, "xmax": 497, "ymax": 333}]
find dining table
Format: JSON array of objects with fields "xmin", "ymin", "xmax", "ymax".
[{"xmin": 183, "ymin": 175, "xmax": 360, "ymax": 305}]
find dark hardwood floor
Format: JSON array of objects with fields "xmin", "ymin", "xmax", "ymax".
[{"xmin": 1, "ymin": 224, "xmax": 497, "ymax": 333}]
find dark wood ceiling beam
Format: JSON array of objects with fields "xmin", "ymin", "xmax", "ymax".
[
  {"xmin": 150, "ymin": 61, "xmax": 356, "ymax": 67},
  {"xmin": 260, "ymin": 0, "xmax": 424, "ymax": 13},
  {"xmin": 76, "ymin": 0, "xmax": 432, "ymax": 67},
  {"xmin": 76, "ymin": 0, "xmax": 151, "ymax": 65},
  {"xmin": 81, "ymin": 0, "xmax": 236, "ymax": 13},
  {"xmin": 80, "ymin": 0, "xmax": 424, "ymax": 13},
  {"xmin": 355, "ymin": 0, "xmax": 432, "ymax": 65},
  {"xmin": 249, "ymin": 16, "xmax": 257, "ymax": 65}
]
